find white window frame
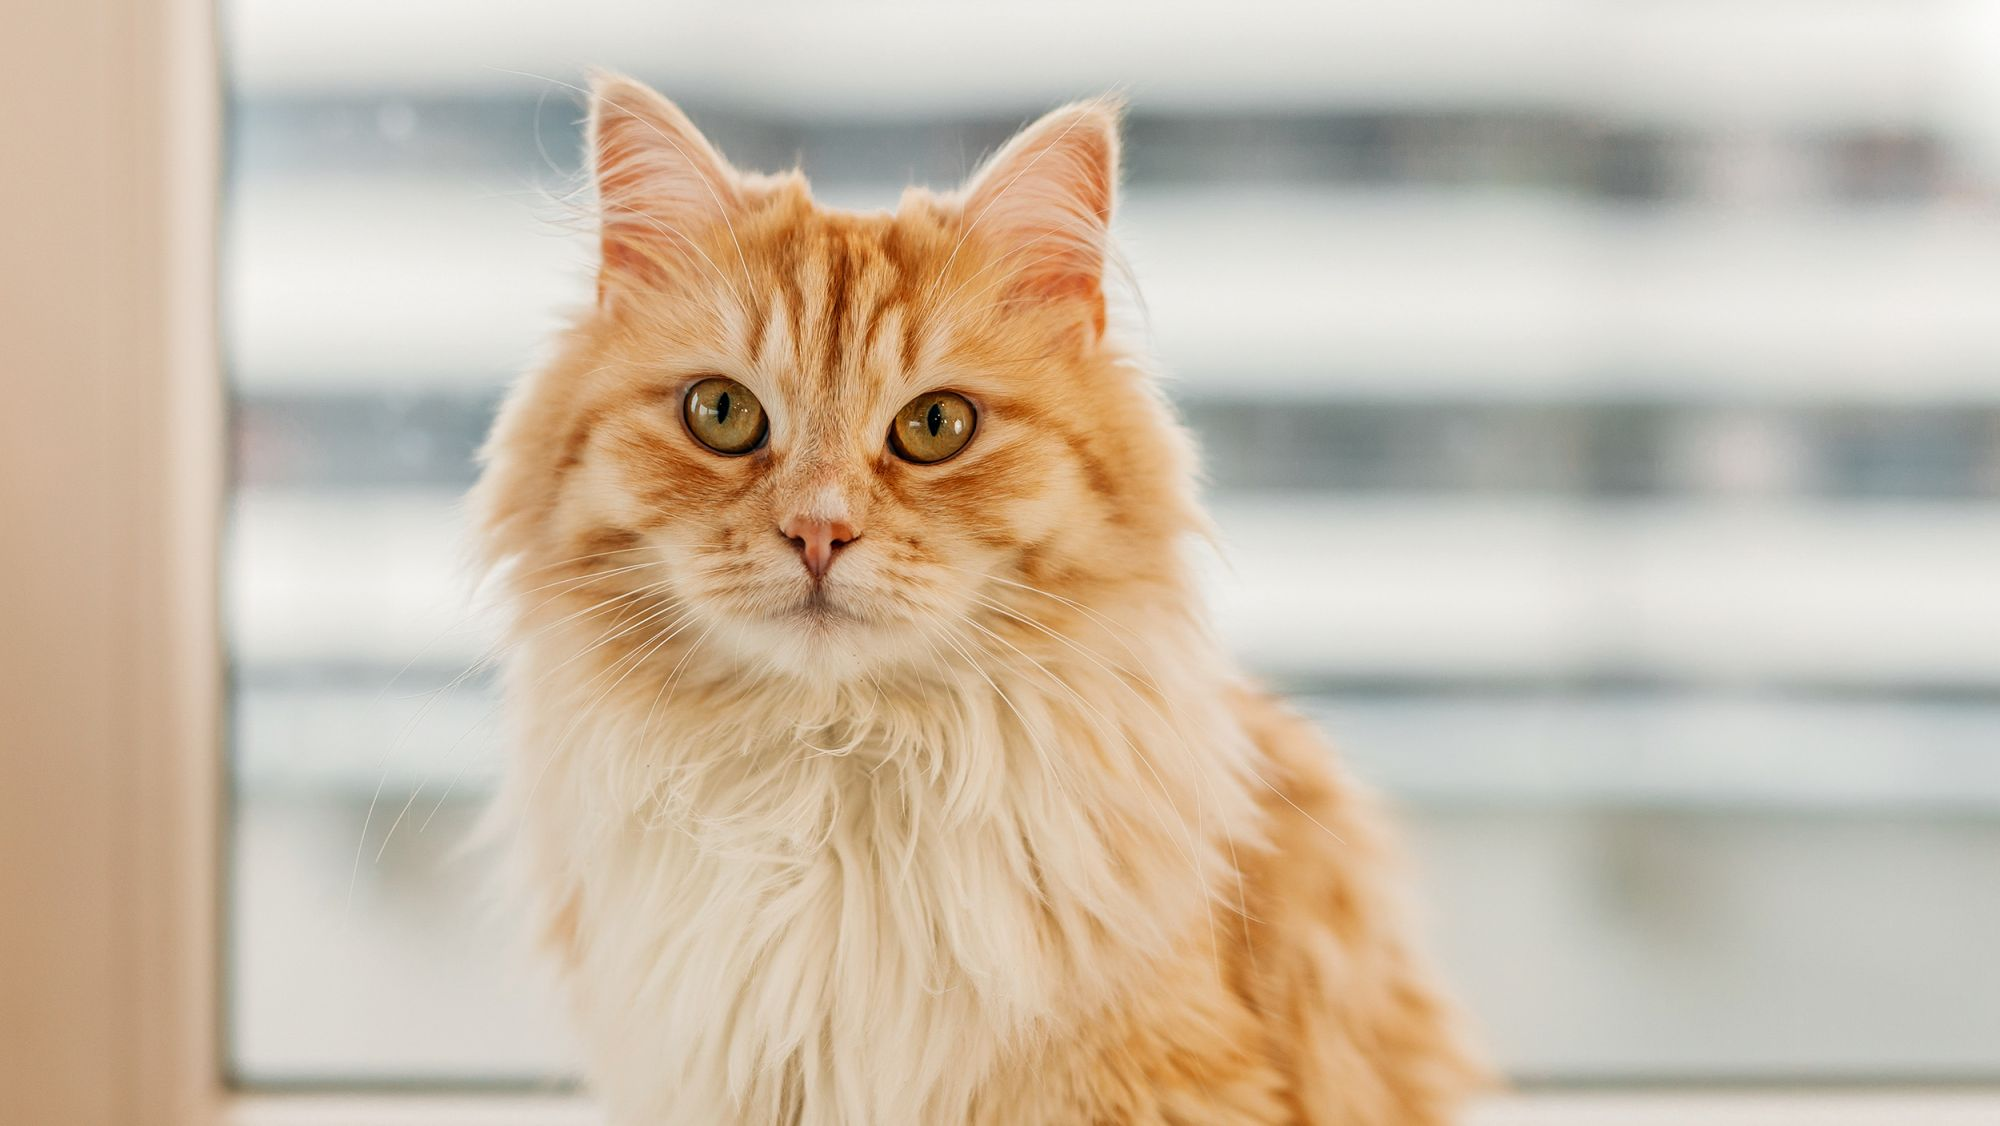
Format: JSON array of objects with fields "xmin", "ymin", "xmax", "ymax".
[{"xmin": 2, "ymin": 0, "xmax": 1992, "ymax": 1122}]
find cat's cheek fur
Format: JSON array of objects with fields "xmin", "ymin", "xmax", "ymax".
[{"xmin": 473, "ymin": 73, "xmax": 1489, "ymax": 1125}]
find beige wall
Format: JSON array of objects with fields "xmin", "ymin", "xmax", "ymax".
[{"xmin": 0, "ymin": 0, "xmax": 219, "ymax": 1121}]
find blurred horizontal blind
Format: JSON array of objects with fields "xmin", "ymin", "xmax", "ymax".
[{"xmin": 225, "ymin": 0, "xmax": 2000, "ymax": 1087}]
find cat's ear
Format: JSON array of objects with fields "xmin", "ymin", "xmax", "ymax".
[
  {"xmin": 959, "ymin": 97, "xmax": 1122, "ymax": 336},
  {"xmin": 586, "ymin": 71, "xmax": 742, "ymax": 304}
]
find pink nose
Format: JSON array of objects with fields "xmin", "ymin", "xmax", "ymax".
[{"xmin": 779, "ymin": 515, "xmax": 859, "ymax": 580}]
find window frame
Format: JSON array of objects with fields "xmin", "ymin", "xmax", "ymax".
[
  {"xmin": 0, "ymin": 0, "xmax": 220, "ymax": 1119},
  {"xmin": 4, "ymin": 0, "xmax": 1995, "ymax": 1121}
]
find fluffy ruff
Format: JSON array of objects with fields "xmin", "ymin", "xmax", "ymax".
[{"xmin": 492, "ymin": 592, "xmax": 1483, "ymax": 1124}]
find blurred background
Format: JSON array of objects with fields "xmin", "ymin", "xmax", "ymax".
[{"xmin": 223, "ymin": 0, "xmax": 2000, "ymax": 1090}]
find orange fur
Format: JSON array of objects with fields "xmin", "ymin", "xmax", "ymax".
[{"xmin": 473, "ymin": 73, "xmax": 1489, "ymax": 1124}]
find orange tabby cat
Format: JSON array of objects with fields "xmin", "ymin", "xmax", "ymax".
[{"xmin": 474, "ymin": 72, "xmax": 1487, "ymax": 1125}]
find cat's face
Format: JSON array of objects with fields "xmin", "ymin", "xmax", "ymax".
[{"xmin": 479, "ymin": 75, "xmax": 1199, "ymax": 681}]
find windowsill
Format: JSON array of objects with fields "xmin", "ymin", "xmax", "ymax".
[{"xmin": 225, "ymin": 1090, "xmax": 2000, "ymax": 1126}]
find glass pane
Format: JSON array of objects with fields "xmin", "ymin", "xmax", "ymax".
[{"xmin": 224, "ymin": 0, "xmax": 2000, "ymax": 1087}]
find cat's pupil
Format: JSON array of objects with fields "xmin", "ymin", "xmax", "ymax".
[
  {"xmin": 716, "ymin": 391, "xmax": 732, "ymax": 424},
  {"xmin": 926, "ymin": 402, "xmax": 943, "ymax": 437}
]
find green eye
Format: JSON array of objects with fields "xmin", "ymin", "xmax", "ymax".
[
  {"xmin": 683, "ymin": 377, "xmax": 768, "ymax": 455},
  {"xmin": 888, "ymin": 391, "xmax": 976, "ymax": 464}
]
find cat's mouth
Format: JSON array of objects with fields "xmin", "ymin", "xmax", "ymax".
[{"xmin": 794, "ymin": 586, "xmax": 861, "ymax": 625}]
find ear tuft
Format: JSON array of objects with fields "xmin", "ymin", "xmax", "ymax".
[
  {"xmin": 958, "ymin": 97, "xmax": 1124, "ymax": 329},
  {"xmin": 586, "ymin": 71, "xmax": 741, "ymax": 301}
]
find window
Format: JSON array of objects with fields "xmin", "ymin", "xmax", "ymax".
[{"xmin": 222, "ymin": 0, "xmax": 2000, "ymax": 1094}]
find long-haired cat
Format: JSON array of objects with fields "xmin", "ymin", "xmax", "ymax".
[{"xmin": 473, "ymin": 72, "xmax": 1486, "ymax": 1125}]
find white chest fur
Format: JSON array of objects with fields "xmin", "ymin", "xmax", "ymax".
[{"xmin": 499, "ymin": 633, "xmax": 1260, "ymax": 1125}]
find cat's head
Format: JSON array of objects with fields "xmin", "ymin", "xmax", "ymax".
[{"xmin": 477, "ymin": 74, "xmax": 1202, "ymax": 681}]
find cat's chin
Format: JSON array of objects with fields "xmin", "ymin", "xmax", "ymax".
[{"xmin": 713, "ymin": 594, "xmax": 906, "ymax": 682}]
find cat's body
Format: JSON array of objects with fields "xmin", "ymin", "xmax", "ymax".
[{"xmin": 476, "ymin": 74, "xmax": 1484, "ymax": 1125}]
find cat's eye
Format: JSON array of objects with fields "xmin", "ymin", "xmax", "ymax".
[
  {"xmin": 888, "ymin": 391, "xmax": 977, "ymax": 464},
  {"xmin": 683, "ymin": 377, "xmax": 768, "ymax": 455}
]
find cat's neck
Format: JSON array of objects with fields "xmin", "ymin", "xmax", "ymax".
[{"xmin": 502, "ymin": 601, "xmax": 1267, "ymax": 1122}]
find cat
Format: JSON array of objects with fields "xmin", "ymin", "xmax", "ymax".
[{"xmin": 472, "ymin": 71, "xmax": 1488, "ymax": 1125}]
